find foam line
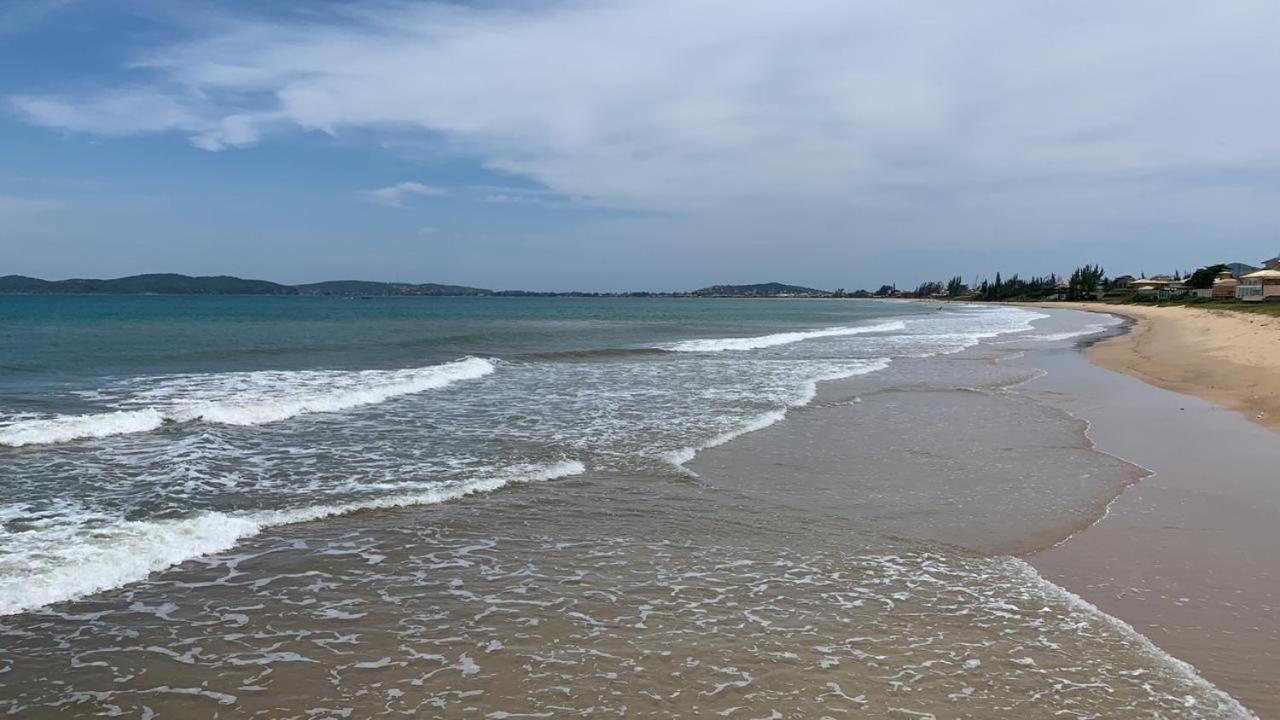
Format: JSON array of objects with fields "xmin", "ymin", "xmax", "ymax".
[{"xmin": 0, "ymin": 460, "xmax": 585, "ymax": 616}]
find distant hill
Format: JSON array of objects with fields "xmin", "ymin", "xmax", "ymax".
[
  {"xmin": 691, "ymin": 282, "xmax": 829, "ymax": 297},
  {"xmin": 0, "ymin": 275, "xmax": 52, "ymax": 292},
  {"xmin": 1, "ymin": 273, "xmax": 840, "ymax": 298},
  {"xmin": 1225, "ymin": 262, "xmax": 1260, "ymax": 278},
  {"xmin": 295, "ymin": 280, "xmax": 492, "ymax": 296},
  {"xmin": 0, "ymin": 273, "xmax": 295, "ymax": 295}
]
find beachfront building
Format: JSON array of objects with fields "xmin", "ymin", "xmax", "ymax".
[
  {"xmin": 1103, "ymin": 274, "xmax": 1137, "ymax": 299},
  {"xmin": 1131, "ymin": 275, "xmax": 1189, "ymax": 300},
  {"xmin": 1132, "ymin": 276, "xmax": 1173, "ymax": 297},
  {"xmin": 1160, "ymin": 278, "xmax": 1189, "ymax": 300},
  {"xmin": 1237, "ymin": 268, "xmax": 1280, "ymax": 302},
  {"xmin": 1211, "ymin": 270, "xmax": 1239, "ymax": 299}
]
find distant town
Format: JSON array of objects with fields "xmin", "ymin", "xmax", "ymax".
[{"xmin": 3, "ymin": 258, "xmax": 1279, "ymax": 304}]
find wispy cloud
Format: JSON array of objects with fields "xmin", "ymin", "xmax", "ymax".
[
  {"xmin": 9, "ymin": 92, "xmax": 264, "ymax": 151},
  {"xmin": 477, "ymin": 186, "xmax": 584, "ymax": 210},
  {"xmin": 360, "ymin": 181, "xmax": 447, "ymax": 208},
  {"xmin": 0, "ymin": 195, "xmax": 64, "ymax": 217}
]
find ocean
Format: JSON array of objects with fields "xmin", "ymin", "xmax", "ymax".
[{"xmin": 0, "ymin": 295, "xmax": 1251, "ymax": 718}]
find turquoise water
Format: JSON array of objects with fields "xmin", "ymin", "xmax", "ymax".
[
  {"xmin": 1, "ymin": 295, "xmax": 947, "ymax": 613},
  {"xmin": 0, "ymin": 295, "xmax": 924, "ymax": 378},
  {"xmin": 0, "ymin": 297, "xmax": 1253, "ymax": 719}
]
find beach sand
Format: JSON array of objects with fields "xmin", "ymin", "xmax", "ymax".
[
  {"xmin": 1014, "ymin": 305, "xmax": 1280, "ymax": 717},
  {"xmin": 1074, "ymin": 303, "xmax": 1280, "ymax": 433}
]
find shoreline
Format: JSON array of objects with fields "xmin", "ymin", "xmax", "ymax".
[
  {"xmin": 1019, "ymin": 302, "xmax": 1280, "ymax": 435},
  {"xmin": 3, "ymin": 303, "xmax": 1273, "ymax": 717},
  {"xmin": 1016, "ymin": 308, "xmax": 1280, "ymax": 717}
]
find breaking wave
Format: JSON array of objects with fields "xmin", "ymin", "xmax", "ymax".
[
  {"xmin": 0, "ymin": 460, "xmax": 584, "ymax": 616},
  {"xmin": 662, "ymin": 359, "xmax": 891, "ymax": 470},
  {"xmin": 0, "ymin": 357, "xmax": 496, "ymax": 448},
  {"xmin": 660, "ymin": 320, "xmax": 907, "ymax": 352},
  {"xmin": 1022, "ymin": 319, "xmax": 1123, "ymax": 342}
]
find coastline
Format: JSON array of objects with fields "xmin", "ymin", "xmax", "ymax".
[
  {"xmin": 3, "ymin": 301, "xmax": 1274, "ymax": 718},
  {"xmin": 1023, "ymin": 302, "xmax": 1280, "ymax": 435},
  {"xmin": 1012, "ymin": 308, "xmax": 1280, "ymax": 717}
]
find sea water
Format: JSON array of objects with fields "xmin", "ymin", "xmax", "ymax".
[{"xmin": 0, "ymin": 296, "xmax": 1247, "ymax": 718}]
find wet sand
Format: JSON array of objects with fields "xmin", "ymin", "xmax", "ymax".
[
  {"xmin": 1037, "ymin": 303, "xmax": 1280, "ymax": 434},
  {"xmin": 1013, "ymin": 325, "xmax": 1280, "ymax": 717}
]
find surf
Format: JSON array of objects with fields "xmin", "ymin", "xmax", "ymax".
[
  {"xmin": 0, "ymin": 356, "xmax": 496, "ymax": 448},
  {"xmin": 660, "ymin": 320, "xmax": 907, "ymax": 352},
  {"xmin": 0, "ymin": 460, "xmax": 584, "ymax": 616}
]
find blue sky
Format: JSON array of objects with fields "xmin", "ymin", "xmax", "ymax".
[{"xmin": 3, "ymin": 0, "xmax": 1279, "ymax": 291}]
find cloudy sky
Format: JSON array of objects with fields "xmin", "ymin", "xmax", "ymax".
[{"xmin": 3, "ymin": 0, "xmax": 1279, "ymax": 290}]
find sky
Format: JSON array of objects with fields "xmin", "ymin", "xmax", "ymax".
[{"xmin": 2, "ymin": 0, "xmax": 1279, "ymax": 291}]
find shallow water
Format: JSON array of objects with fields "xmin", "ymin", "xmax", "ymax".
[
  {"xmin": 0, "ymin": 469, "xmax": 1246, "ymax": 718},
  {"xmin": 0, "ymin": 297, "xmax": 1250, "ymax": 717}
]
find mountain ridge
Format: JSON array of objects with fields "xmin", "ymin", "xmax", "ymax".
[{"xmin": 0, "ymin": 274, "xmax": 839, "ymax": 297}]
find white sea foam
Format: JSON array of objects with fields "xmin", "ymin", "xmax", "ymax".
[
  {"xmin": 0, "ymin": 460, "xmax": 584, "ymax": 616},
  {"xmin": 661, "ymin": 320, "xmax": 906, "ymax": 352},
  {"xmin": 1012, "ymin": 558, "xmax": 1257, "ymax": 719},
  {"xmin": 663, "ymin": 359, "xmax": 890, "ymax": 469},
  {"xmin": 0, "ymin": 409, "xmax": 166, "ymax": 448},
  {"xmin": 1022, "ymin": 319, "xmax": 1122, "ymax": 342},
  {"xmin": 0, "ymin": 357, "xmax": 496, "ymax": 448},
  {"xmin": 877, "ymin": 306, "xmax": 1050, "ymax": 358}
]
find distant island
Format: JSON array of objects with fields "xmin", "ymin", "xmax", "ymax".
[{"xmin": 0, "ymin": 274, "xmax": 866, "ymax": 298}]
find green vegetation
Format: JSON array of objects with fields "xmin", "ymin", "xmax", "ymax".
[
  {"xmin": 1066, "ymin": 264, "xmax": 1105, "ymax": 301},
  {"xmin": 1116, "ymin": 295, "xmax": 1280, "ymax": 318},
  {"xmin": 976, "ymin": 272, "xmax": 1062, "ymax": 301},
  {"xmin": 1185, "ymin": 264, "xmax": 1229, "ymax": 289},
  {"xmin": 913, "ymin": 280, "xmax": 944, "ymax": 297}
]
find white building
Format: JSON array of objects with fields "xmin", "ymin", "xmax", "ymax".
[{"xmin": 1237, "ymin": 268, "xmax": 1280, "ymax": 302}]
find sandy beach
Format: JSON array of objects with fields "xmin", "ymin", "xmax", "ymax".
[
  {"xmin": 1013, "ymin": 304, "xmax": 1280, "ymax": 717},
  {"xmin": 1067, "ymin": 303, "xmax": 1280, "ymax": 434}
]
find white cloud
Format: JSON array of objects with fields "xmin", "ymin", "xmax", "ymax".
[
  {"xmin": 9, "ymin": 91, "xmax": 265, "ymax": 151},
  {"xmin": 10, "ymin": 0, "xmax": 1280, "ymax": 273},
  {"xmin": 417, "ymin": 225, "xmax": 438, "ymax": 235},
  {"xmin": 471, "ymin": 186, "xmax": 585, "ymax": 209},
  {"xmin": 360, "ymin": 181, "xmax": 448, "ymax": 208},
  {"xmin": 0, "ymin": 195, "xmax": 64, "ymax": 218},
  {"xmin": 11, "ymin": 91, "xmax": 200, "ymax": 136}
]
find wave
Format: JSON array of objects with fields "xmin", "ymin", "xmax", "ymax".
[
  {"xmin": 0, "ymin": 460, "xmax": 584, "ymax": 616},
  {"xmin": 0, "ymin": 409, "xmax": 167, "ymax": 448},
  {"xmin": 514, "ymin": 347, "xmax": 668, "ymax": 362},
  {"xmin": 660, "ymin": 320, "xmax": 907, "ymax": 352},
  {"xmin": 1013, "ymin": 558, "xmax": 1256, "ymax": 719},
  {"xmin": 663, "ymin": 359, "xmax": 890, "ymax": 470},
  {"xmin": 0, "ymin": 357, "xmax": 496, "ymax": 448},
  {"xmin": 1021, "ymin": 320, "xmax": 1122, "ymax": 342}
]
